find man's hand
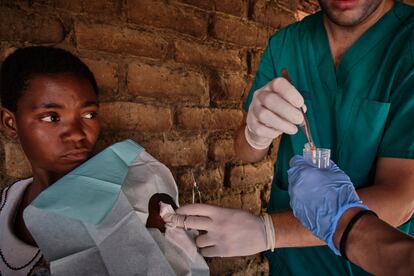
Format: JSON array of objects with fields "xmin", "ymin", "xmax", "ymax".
[
  {"xmin": 245, "ymin": 77, "xmax": 305, "ymax": 149},
  {"xmin": 175, "ymin": 204, "xmax": 270, "ymax": 257},
  {"xmin": 287, "ymin": 156, "xmax": 368, "ymax": 255}
]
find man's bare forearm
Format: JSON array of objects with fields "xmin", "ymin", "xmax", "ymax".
[
  {"xmin": 271, "ymin": 211, "xmax": 325, "ymax": 248},
  {"xmin": 333, "ymin": 208, "xmax": 414, "ymax": 276},
  {"xmin": 234, "ymin": 119, "xmax": 268, "ymax": 163},
  {"xmin": 360, "ymin": 158, "xmax": 414, "ymax": 227},
  {"xmin": 271, "ymin": 183, "xmax": 413, "ymax": 248},
  {"xmin": 356, "ymin": 186, "xmax": 413, "ymax": 227}
]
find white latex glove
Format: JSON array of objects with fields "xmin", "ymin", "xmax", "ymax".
[
  {"xmin": 175, "ymin": 204, "xmax": 275, "ymax": 257},
  {"xmin": 245, "ymin": 77, "xmax": 305, "ymax": 149}
]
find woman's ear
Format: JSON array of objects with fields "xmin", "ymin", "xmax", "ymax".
[{"xmin": 0, "ymin": 107, "xmax": 17, "ymax": 139}]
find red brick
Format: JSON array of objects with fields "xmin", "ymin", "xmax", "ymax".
[
  {"xmin": 277, "ymin": 0, "xmax": 300, "ymax": 12},
  {"xmin": 210, "ymin": 138, "xmax": 236, "ymax": 162},
  {"xmin": 3, "ymin": 142, "xmax": 31, "ymax": 178},
  {"xmin": 263, "ymin": 185, "xmax": 271, "ymax": 206},
  {"xmin": 0, "ymin": 8, "xmax": 64, "ymax": 43},
  {"xmin": 127, "ymin": 0, "xmax": 208, "ymax": 38},
  {"xmin": 142, "ymin": 137, "xmax": 207, "ymax": 167},
  {"xmin": 127, "ymin": 62, "xmax": 208, "ymax": 104},
  {"xmin": 207, "ymin": 256, "xmax": 262, "ymax": 276},
  {"xmin": 177, "ymin": 107, "xmax": 243, "ymax": 131},
  {"xmin": 99, "ymin": 102, "xmax": 172, "ymax": 132},
  {"xmin": 220, "ymin": 193, "xmax": 241, "ymax": 209},
  {"xmin": 212, "ymin": 15, "xmax": 270, "ymax": 47},
  {"xmin": 178, "ymin": 0, "xmax": 215, "ymax": 10},
  {"xmin": 250, "ymin": 49, "xmax": 266, "ymax": 75},
  {"xmin": 269, "ymin": 136, "xmax": 281, "ymax": 160},
  {"xmin": 212, "ymin": 72, "xmax": 249, "ymax": 104},
  {"xmin": 297, "ymin": 0, "xmax": 320, "ymax": 14},
  {"xmin": 53, "ymin": 0, "xmax": 83, "ymax": 12},
  {"xmin": 84, "ymin": 0, "xmax": 119, "ymax": 16},
  {"xmin": 204, "ymin": 198, "xmax": 220, "ymax": 205},
  {"xmin": 241, "ymin": 189, "xmax": 262, "ymax": 214},
  {"xmin": 215, "ymin": 0, "xmax": 247, "ymax": 17},
  {"xmin": 232, "ymin": 261, "xmax": 269, "ymax": 276},
  {"xmin": 178, "ymin": 167, "xmax": 223, "ymax": 193},
  {"xmin": 230, "ymin": 161, "xmax": 273, "ymax": 187},
  {"xmin": 253, "ymin": 0, "xmax": 296, "ymax": 29},
  {"xmin": 180, "ymin": 194, "xmax": 221, "ymax": 206},
  {"xmin": 53, "ymin": 0, "xmax": 119, "ymax": 15},
  {"xmin": 75, "ymin": 23, "xmax": 168, "ymax": 58},
  {"xmin": 82, "ymin": 58, "xmax": 118, "ymax": 91},
  {"xmin": 175, "ymin": 40, "xmax": 243, "ymax": 70}
]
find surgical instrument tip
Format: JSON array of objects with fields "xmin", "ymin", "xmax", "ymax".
[{"xmin": 281, "ymin": 69, "xmax": 316, "ymax": 149}]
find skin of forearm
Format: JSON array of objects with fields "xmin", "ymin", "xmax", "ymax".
[
  {"xmin": 271, "ymin": 211, "xmax": 325, "ymax": 248},
  {"xmin": 271, "ymin": 183, "xmax": 414, "ymax": 249},
  {"xmin": 333, "ymin": 208, "xmax": 414, "ymax": 276},
  {"xmin": 357, "ymin": 184, "xmax": 414, "ymax": 227},
  {"xmin": 234, "ymin": 121, "xmax": 268, "ymax": 163}
]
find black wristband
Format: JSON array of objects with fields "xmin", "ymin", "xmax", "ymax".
[{"xmin": 339, "ymin": 209, "xmax": 378, "ymax": 260}]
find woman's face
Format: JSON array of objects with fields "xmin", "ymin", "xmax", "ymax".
[{"xmin": 14, "ymin": 73, "xmax": 100, "ymax": 179}]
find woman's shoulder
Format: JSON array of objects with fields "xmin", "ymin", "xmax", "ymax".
[
  {"xmin": 1, "ymin": 178, "xmax": 32, "ymax": 211},
  {"xmin": 0, "ymin": 177, "xmax": 48, "ymax": 276}
]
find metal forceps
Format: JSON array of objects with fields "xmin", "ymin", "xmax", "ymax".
[
  {"xmin": 282, "ymin": 69, "xmax": 316, "ymax": 150},
  {"xmin": 190, "ymin": 172, "xmax": 203, "ymax": 204}
]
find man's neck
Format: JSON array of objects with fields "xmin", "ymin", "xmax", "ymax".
[{"xmin": 324, "ymin": 0, "xmax": 394, "ymax": 67}]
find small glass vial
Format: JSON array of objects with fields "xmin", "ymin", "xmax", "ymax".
[{"xmin": 303, "ymin": 147, "xmax": 331, "ymax": 169}]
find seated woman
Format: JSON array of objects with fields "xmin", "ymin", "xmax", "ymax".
[
  {"xmin": 0, "ymin": 46, "xmax": 100, "ymax": 276},
  {"xmin": 0, "ymin": 47, "xmax": 208, "ymax": 276}
]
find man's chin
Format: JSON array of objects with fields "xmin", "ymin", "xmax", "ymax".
[
  {"xmin": 326, "ymin": 10, "xmax": 372, "ymax": 27},
  {"xmin": 322, "ymin": 0, "xmax": 384, "ymax": 27}
]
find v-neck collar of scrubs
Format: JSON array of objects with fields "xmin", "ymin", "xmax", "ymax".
[{"xmin": 314, "ymin": 1, "xmax": 407, "ymax": 91}]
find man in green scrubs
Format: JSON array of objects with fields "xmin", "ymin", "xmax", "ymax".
[{"xmin": 177, "ymin": 0, "xmax": 414, "ymax": 274}]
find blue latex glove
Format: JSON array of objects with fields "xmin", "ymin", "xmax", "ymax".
[{"xmin": 287, "ymin": 155, "xmax": 368, "ymax": 255}]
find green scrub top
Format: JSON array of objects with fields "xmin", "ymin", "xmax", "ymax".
[{"xmin": 244, "ymin": 2, "xmax": 414, "ymax": 275}]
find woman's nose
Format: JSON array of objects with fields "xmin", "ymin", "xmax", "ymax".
[{"xmin": 61, "ymin": 120, "xmax": 87, "ymax": 142}]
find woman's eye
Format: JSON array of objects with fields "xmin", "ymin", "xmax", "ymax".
[
  {"xmin": 83, "ymin": 112, "xmax": 97, "ymax": 119},
  {"xmin": 40, "ymin": 114, "xmax": 60, "ymax": 122}
]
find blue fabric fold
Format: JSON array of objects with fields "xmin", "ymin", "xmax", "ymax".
[{"xmin": 31, "ymin": 139, "xmax": 144, "ymax": 224}]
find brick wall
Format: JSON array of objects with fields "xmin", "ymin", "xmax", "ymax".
[
  {"xmin": 0, "ymin": 0, "xmax": 298, "ymax": 275},
  {"xmin": 3, "ymin": 0, "xmax": 412, "ymax": 275}
]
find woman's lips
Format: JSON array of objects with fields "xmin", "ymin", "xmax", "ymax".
[{"xmin": 62, "ymin": 149, "xmax": 91, "ymax": 161}]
